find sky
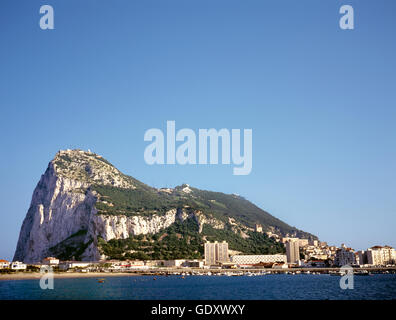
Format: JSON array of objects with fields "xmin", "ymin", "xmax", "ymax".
[{"xmin": 0, "ymin": 0, "xmax": 395, "ymax": 260}]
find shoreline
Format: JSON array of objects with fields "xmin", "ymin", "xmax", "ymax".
[
  {"xmin": 0, "ymin": 272, "xmax": 140, "ymax": 281},
  {"xmin": 1, "ymin": 266, "xmax": 395, "ymax": 281}
]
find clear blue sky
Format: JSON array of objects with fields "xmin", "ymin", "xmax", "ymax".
[{"xmin": 1, "ymin": 1, "xmax": 395, "ymax": 260}]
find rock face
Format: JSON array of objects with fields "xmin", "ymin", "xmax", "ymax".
[
  {"xmin": 13, "ymin": 150, "xmax": 228, "ymax": 263},
  {"xmin": 14, "ymin": 151, "xmax": 172, "ymax": 262},
  {"xmin": 14, "ymin": 149, "xmax": 316, "ymax": 263}
]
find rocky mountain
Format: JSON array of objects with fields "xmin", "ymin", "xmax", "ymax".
[{"xmin": 14, "ymin": 149, "xmax": 316, "ymax": 263}]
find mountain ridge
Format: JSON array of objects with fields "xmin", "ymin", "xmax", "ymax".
[{"xmin": 14, "ymin": 149, "xmax": 316, "ymax": 263}]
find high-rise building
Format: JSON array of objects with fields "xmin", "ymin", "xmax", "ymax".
[
  {"xmin": 204, "ymin": 242, "xmax": 216, "ymax": 265},
  {"xmin": 286, "ymin": 240, "xmax": 300, "ymax": 263},
  {"xmin": 357, "ymin": 250, "xmax": 368, "ymax": 265},
  {"xmin": 216, "ymin": 241, "xmax": 229, "ymax": 263},
  {"xmin": 366, "ymin": 246, "xmax": 396, "ymax": 266},
  {"xmin": 204, "ymin": 241, "xmax": 229, "ymax": 265}
]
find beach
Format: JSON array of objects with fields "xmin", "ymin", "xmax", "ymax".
[{"xmin": 0, "ymin": 272, "xmax": 139, "ymax": 281}]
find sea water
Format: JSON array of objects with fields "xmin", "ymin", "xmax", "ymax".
[{"xmin": 1, "ymin": 274, "xmax": 395, "ymax": 300}]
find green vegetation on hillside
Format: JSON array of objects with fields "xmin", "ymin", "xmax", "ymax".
[
  {"xmin": 98, "ymin": 218, "xmax": 203, "ymax": 260},
  {"xmin": 98, "ymin": 218, "xmax": 285, "ymax": 260},
  {"xmin": 92, "ymin": 183, "xmax": 316, "ymax": 240},
  {"xmin": 48, "ymin": 229, "xmax": 92, "ymax": 261},
  {"xmin": 93, "ymin": 185, "xmax": 181, "ymax": 216},
  {"xmin": 203, "ymin": 225, "xmax": 285, "ymax": 255}
]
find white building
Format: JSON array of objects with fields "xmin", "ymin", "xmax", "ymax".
[
  {"xmin": 334, "ymin": 244, "xmax": 356, "ymax": 266},
  {"xmin": 10, "ymin": 261, "xmax": 27, "ymax": 270},
  {"xmin": 230, "ymin": 254, "xmax": 287, "ymax": 266},
  {"xmin": 366, "ymin": 246, "xmax": 396, "ymax": 266},
  {"xmin": 59, "ymin": 261, "xmax": 91, "ymax": 271},
  {"xmin": 0, "ymin": 259, "xmax": 10, "ymax": 269},
  {"xmin": 42, "ymin": 257, "xmax": 60, "ymax": 265}
]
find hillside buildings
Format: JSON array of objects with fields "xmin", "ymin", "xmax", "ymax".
[
  {"xmin": 282, "ymin": 237, "xmax": 310, "ymax": 248},
  {"xmin": 334, "ymin": 244, "xmax": 356, "ymax": 266},
  {"xmin": 204, "ymin": 241, "xmax": 229, "ymax": 265},
  {"xmin": 1, "ymin": 239, "xmax": 395, "ymax": 273},
  {"xmin": 285, "ymin": 240, "xmax": 300, "ymax": 263}
]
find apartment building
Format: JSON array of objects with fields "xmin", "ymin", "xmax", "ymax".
[
  {"xmin": 334, "ymin": 244, "xmax": 356, "ymax": 266},
  {"xmin": 204, "ymin": 241, "xmax": 229, "ymax": 265},
  {"xmin": 286, "ymin": 240, "xmax": 300, "ymax": 263},
  {"xmin": 366, "ymin": 246, "xmax": 396, "ymax": 266}
]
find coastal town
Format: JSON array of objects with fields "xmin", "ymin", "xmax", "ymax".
[{"xmin": 1, "ymin": 226, "xmax": 396, "ymax": 277}]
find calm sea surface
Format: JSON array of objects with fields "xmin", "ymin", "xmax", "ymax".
[{"xmin": 1, "ymin": 274, "xmax": 395, "ymax": 300}]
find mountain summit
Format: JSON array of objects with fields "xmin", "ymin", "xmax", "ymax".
[{"xmin": 14, "ymin": 149, "xmax": 316, "ymax": 263}]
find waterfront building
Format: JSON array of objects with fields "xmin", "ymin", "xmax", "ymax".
[
  {"xmin": 183, "ymin": 260, "xmax": 204, "ymax": 268},
  {"xmin": 357, "ymin": 250, "xmax": 368, "ymax": 265},
  {"xmin": 230, "ymin": 254, "xmax": 287, "ymax": 266},
  {"xmin": 163, "ymin": 259, "xmax": 186, "ymax": 268},
  {"xmin": 334, "ymin": 244, "xmax": 356, "ymax": 266},
  {"xmin": 272, "ymin": 263, "xmax": 289, "ymax": 269},
  {"xmin": 10, "ymin": 261, "xmax": 27, "ymax": 270},
  {"xmin": 0, "ymin": 259, "xmax": 10, "ymax": 269},
  {"xmin": 366, "ymin": 246, "xmax": 396, "ymax": 266},
  {"xmin": 110, "ymin": 260, "xmax": 149, "ymax": 270},
  {"xmin": 59, "ymin": 261, "xmax": 91, "ymax": 271},
  {"xmin": 286, "ymin": 240, "xmax": 300, "ymax": 263},
  {"xmin": 204, "ymin": 241, "xmax": 229, "ymax": 265},
  {"xmin": 305, "ymin": 260, "xmax": 327, "ymax": 268},
  {"xmin": 42, "ymin": 257, "xmax": 59, "ymax": 265}
]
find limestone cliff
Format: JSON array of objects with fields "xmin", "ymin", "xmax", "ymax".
[
  {"xmin": 13, "ymin": 150, "xmax": 227, "ymax": 262},
  {"xmin": 14, "ymin": 149, "xmax": 316, "ymax": 263}
]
